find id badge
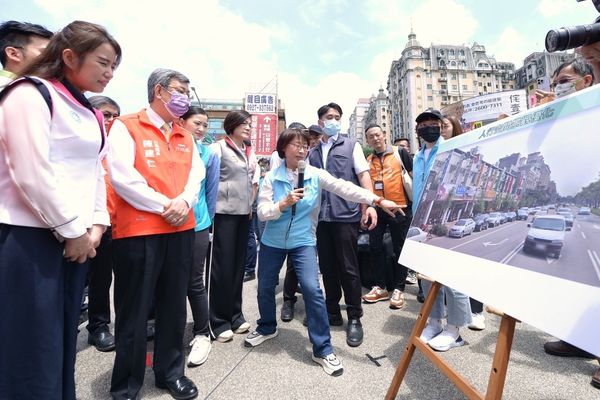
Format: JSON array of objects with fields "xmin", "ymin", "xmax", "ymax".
[{"xmin": 374, "ymin": 181, "xmax": 384, "ymax": 190}]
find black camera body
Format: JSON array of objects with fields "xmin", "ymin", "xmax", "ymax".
[{"xmin": 545, "ymin": 0, "xmax": 600, "ymax": 52}]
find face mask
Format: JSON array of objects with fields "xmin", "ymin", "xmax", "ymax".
[
  {"xmin": 417, "ymin": 126, "xmax": 441, "ymax": 143},
  {"xmin": 162, "ymin": 90, "xmax": 190, "ymax": 118},
  {"xmin": 322, "ymin": 119, "xmax": 341, "ymax": 136},
  {"xmin": 554, "ymin": 81, "xmax": 577, "ymax": 99}
]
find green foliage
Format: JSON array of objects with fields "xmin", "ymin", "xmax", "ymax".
[
  {"xmin": 363, "ymin": 145, "xmax": 373, "ymax": 158},
  {"xmin": 430, "ymin": 223, "xmax": 448, "ymax": 236}
]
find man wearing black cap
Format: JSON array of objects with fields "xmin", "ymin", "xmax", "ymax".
[{"xmin": 412, "ymin": 109, "xmax": 444, "ymax": 211}]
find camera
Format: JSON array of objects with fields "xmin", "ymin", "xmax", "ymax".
[{"xmin": 545, "ymin": 0, "xmax": 600, "ymax": 52}]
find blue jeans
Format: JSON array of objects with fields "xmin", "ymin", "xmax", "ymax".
[
  {"xmin": 256, "ymin": 244, "xmax": 333, "ymax": 357},
  {"xmin": 422, "ymin": 281, "xmax": 472, "ymax": 327}
]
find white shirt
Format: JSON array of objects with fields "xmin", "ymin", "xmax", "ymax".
[
  {"xmin": 0, "ymin": 78, "xmax": 108, "ymax": 239},
  {"xmin": 107, "ymin": 106, "xmax": 204, "ymax": 213},
  {"xmin": 257, "ymin": 165, "xmax": 378, "ymax": 221},
  {"xmin": 320, "ymin": 133, "xmax": 369, "ymax": 174}
]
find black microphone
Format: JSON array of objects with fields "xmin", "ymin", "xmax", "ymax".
[{"xmin": 292, "ymin": 160, "xmax": 306, "ymax": 217}]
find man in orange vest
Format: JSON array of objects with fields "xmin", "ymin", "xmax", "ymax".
[
  {"xmin": 106, "ymin": 68, "xmax": 204, "ymax": 400},
  {"xmin": 362, "ymin": 123, "xmax": 413, "ymax": 310}
]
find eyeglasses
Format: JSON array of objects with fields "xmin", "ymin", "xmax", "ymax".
[
  {"xmin": 549, "ymin": 77, "xmax": 581, "ymax": 90},
  {"xmin": 102, "ymin": 111, "xmax": 119, "ymax": 120},
  {"xmin": 289, "ymin": 142, "xmax": 309, "ymax": 151},
  {"xmin": 162, "ymin": 85, "xmax": 193, "ymax": 100}
]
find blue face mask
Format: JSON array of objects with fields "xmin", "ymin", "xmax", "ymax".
[{"xmin": 322, "ymin": 119, "xmax": 341, "ymax": 136}]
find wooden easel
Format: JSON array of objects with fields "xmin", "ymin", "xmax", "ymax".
[{"xmin": 385, "ymin": 280, "xmax": 518, "ymax": 400}]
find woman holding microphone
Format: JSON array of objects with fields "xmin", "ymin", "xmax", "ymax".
[{"xmin": 244, "ymin": 128, "xmax": 403, "ymax": 376}]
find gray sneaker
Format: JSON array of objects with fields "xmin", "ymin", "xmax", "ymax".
[
  {"xmin": 244, "ymin": 330, "xmax": 279, "ymax": 348},
  {"xmin": 312, "ymin": 353, "xmax": 344, "ymax": 376}
]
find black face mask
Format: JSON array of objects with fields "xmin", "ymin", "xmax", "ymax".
[{"xmin": 417, "ymin": 126, "xmax": 441, "ymax": 143}]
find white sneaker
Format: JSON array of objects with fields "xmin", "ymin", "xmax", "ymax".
[
  {"xmin": 233, "ymin": 322, "xmax": 250, "ymax": 334},
  {"xmin": 187, "ymin": 335, "xmax": 211, "ymax": 367},
  {"xmin": 419, "ymin": 320, "xmax": 443, "ymax": 343},
  {"xmin": 405, "ymin": 271, "xmax": 417, "ymax": 285},
  {"xmin": 216, "ymin": 330, "xmax": 234, "ymax": 343},
  {"xmin": 312, "ymin": 353, "xmax": 344, "ymax": 376},
  {"xmin": 468, "ymin": 312, "xmax": 486, "ymax": 331},
  {"xmin": 428, "ymin": 326, "xmax": 465, "ymax": 352},
  {"xmin": 244, "ymin": 330, "xmax": 279, "ymax": 347}
]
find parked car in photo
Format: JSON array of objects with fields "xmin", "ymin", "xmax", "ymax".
[
  {"xmin": 448, "ymin": 218, "xmax": 476, "ymax": 238},
  {"xmin": 473, "ymin": 214, "xmax": 489, "ymax": 232},
  {"xmin": 578, "ymin": 206, "xmax": 591, "ymax": 215},
  {"xmin": 523, "ymin": 215, "xmax": 570, "ymax": 259},
  {"xmin": 506, "ymin": 211, "xmax": 517, "ymax": 222},
  {"xmin": 407, "ymin": 227, "xmax": 428, "ymax": 242},
  {"xmin": 498, "ymin": 213, "xmax": 508, "ymax": 224},
  {"xmin": 517, "ymin": 209, "xmax": 529, "ymax": 221},
  {"xmin": 487, "ymin": 212, "xmax": 502, "ymax": 227},
  {"xmin": 557, "ymin": 211, "xmax": 574, "ymax": 227}
]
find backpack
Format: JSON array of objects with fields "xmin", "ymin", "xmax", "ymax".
[{"xmin": 0, "ymin": 76, "xmax": 53, "ymax": 115}]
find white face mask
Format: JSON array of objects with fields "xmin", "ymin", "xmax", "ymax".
[
  {"xmin": 322, "ymin": 119, "xmax": 341, "ymax": 136},
  {"xmin": 554, "ymin": 81, "xmax": 578, "ymax": 99}
]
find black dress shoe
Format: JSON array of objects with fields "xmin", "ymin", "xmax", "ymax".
[
  {"xmin": 281, "ymin": 300, "xmax": 295, "ymax": 322},
  {"xmin": 88, "ymin": 330, "xmax": 116, "ymax": 352},
  {"xmin": 243, "ymin": 272, "xmax": 256, "ymax": 282},
  {"xmin": 544, "ymin": 340, "xmax": 596, "ymax": 359},
  {"xmin": 346, "ymin": 318, "xmax": 363, "ymax": 347},
  {"xmin": 417, "ymin": 288, "xmax": 425, "ymax": 304},
  {"xmin": 328, "ymin": 312, "xmax": 343, "ymax": 326},
  {"xmin": 155, "ymin": 376, "xmax": 198, "ymax": 400}
]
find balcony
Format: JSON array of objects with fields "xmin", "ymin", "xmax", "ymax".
[{"xmin": 438, "ymin": 77, "xmax": 447, "ymax": 82}]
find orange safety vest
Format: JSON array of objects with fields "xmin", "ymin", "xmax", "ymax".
[
  {"xmin": 110, "ymin": 110, "xmax": 195, "ymax": 239},
  {"xmin": 367, "ymin": 146, "xmax": 408, "ymax": 207}
]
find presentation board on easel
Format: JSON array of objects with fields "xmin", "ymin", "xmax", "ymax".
[{"xmin": 402, "ymin": 83, "xmax": 600, "ymax": 358}]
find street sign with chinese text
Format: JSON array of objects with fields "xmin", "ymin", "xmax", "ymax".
[
  {"xmin": 245, "ymin": 93, "xmax": 276, "ymax": 113},
  {"xmin": 250, "ymin": 113, "xmax": 277, "ymax": 156}
]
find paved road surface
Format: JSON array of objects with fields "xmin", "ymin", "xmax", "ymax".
[{"xmin": 73, "ymin": 264, "xmax": 600, "ymax": 399}]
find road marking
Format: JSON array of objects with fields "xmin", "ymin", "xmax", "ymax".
[
  {"xmin": 482, "ymin": 239, "xmax": 508, "ymax": 247},
  {"xmin": 546, "ymin": 257, "xmax": 557, "ymax": 264},
  {"xmin": 581, "ymin": 231, "xmax": 587, "ymax": 239},
  {"xmin": 587, "ymin": 250, "xmax": 600, "ymax": 282},
  {"xmin": 500, "ymin": 242, "xmax": 523, "ymax": 265},
  {"xmin": 449, "ymin": 224, "xmax": 513, "ymax": 250}
]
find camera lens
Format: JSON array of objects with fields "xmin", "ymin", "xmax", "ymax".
[{"xmin": 545, "ymin": 23, "xmax": 600, "ymax": 52}]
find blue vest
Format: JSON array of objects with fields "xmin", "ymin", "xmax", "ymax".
[
  {"xmin": 260, "ymin": 163, "xmax": 321, "ymax": 249},
  {"xmin": 308, "ymin": 136, "xmax": 360, "ymax": 222},
  {"xmin": 193, "ymin": 142, "xmax": 211, "ymax": 231}
]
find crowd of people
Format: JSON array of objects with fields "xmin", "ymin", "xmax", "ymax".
[{"xmin": 0, "ymin": 18, "xmax": 599, "ymax": 400}]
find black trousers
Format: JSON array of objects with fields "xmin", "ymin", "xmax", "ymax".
[
  {"xmin": 110, "ymin": 230, "xmax": 194, "ymax": 400},
  {"xmin": 283, "ymin": 258, "xmax": 298, "ymax": 302},
  {"xmin": 0, "ymin": 225, "xmax": 88, "ymax": 400},
  {"xmin": 470, "ymin": 298, "xmax": 484, "ymax": 314},
  {"xmin": 316, "ymin": 221, "xmax": 363, "ymax": 319},
  {"xmin": 368, "ymin": 208, "xmax": 412, "ymax": 292},
  {"xmin": 86, "ymin": 227, "xmax": 113, "ymax": 334},
  {"xmin": 188, "ymin": 228, "xmax": 210, "ymax": 337},
  {"xmin": 207, "ymin": 213, "xmax": 249, "ymax": 337}
]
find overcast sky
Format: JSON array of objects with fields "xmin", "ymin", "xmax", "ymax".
[{"xmin": 3, "ymin": 0, "xmax": 595, "ymax": 127}]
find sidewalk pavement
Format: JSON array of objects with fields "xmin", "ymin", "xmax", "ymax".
[{"xmin": 74, "ymin": 272, "xmax": 599, "ymax": 399}]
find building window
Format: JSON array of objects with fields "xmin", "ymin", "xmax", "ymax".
[
  {"xmin": 452, "ymin": 96, "xmax": 458, "ymax": 101},
  {"xmin": 427, "ymin": 84, "xmax": 432, "ymax": 89},
  {"xmin": 426, "ymin": 71, "xmax": 432, "ymax": 77},
  {"xmin": 451, "ymin": 73, "xmax": 457, "ymax": 80},
  {"xmin": 416, "ymin": 74, "xmax": 421, "ymax": 78},
  {"xmin": 382, "ymin": 123, "xmax": 386, "ymax": 127},
  {"xmin": 459, "ymin": 49, "xmax": 465, "ymax": 56},
  {"xmin": 478, "ymin": 82, "xmax": 482, "ymax": 86},
  {"xmin": 428, "ymin": 96, "xmax": 433, "ymax": 101},
  {"xmin": 487, "ymin": 82, "xmax": 491, "ymax": 86},
  {"xmin": 510, "ymin": 85, "xmax": 514, "ymax": 89},
  {"xmin": 382, "ymin": 115, "xmax": 386, "ymax": 119},
  {"xmin": 382, "ymin": 107, "xmax": 385, "ymax": 112},
  {"xmin": 441, "ymin": 84, "xmax": 447, "ymax": 89},
  {"xmin": 462, "ymin": 84, "xmax": 467, "ymax": 90},
  {"xmin": 462, "ymin": 73, "xmax": 467, "ymax": 79},
  {"xmin": 449, "ymin": 49, "xmax": 455, "ymax": 56},
  {"xmin": 442, "ymin": 96, "xmax": 448, "ymax": 101},
  {"xmin": 452, "ymin": 85, "xmax": 457, "ymax": 90}
]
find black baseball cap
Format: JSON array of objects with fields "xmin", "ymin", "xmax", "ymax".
[
  {"xmin": 308, "ymin": 124, "xmax": 323, "ymax": 135},
  {"xmin": 415, "ymin": 108, "xmax": 443, "ymax": 123}
]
